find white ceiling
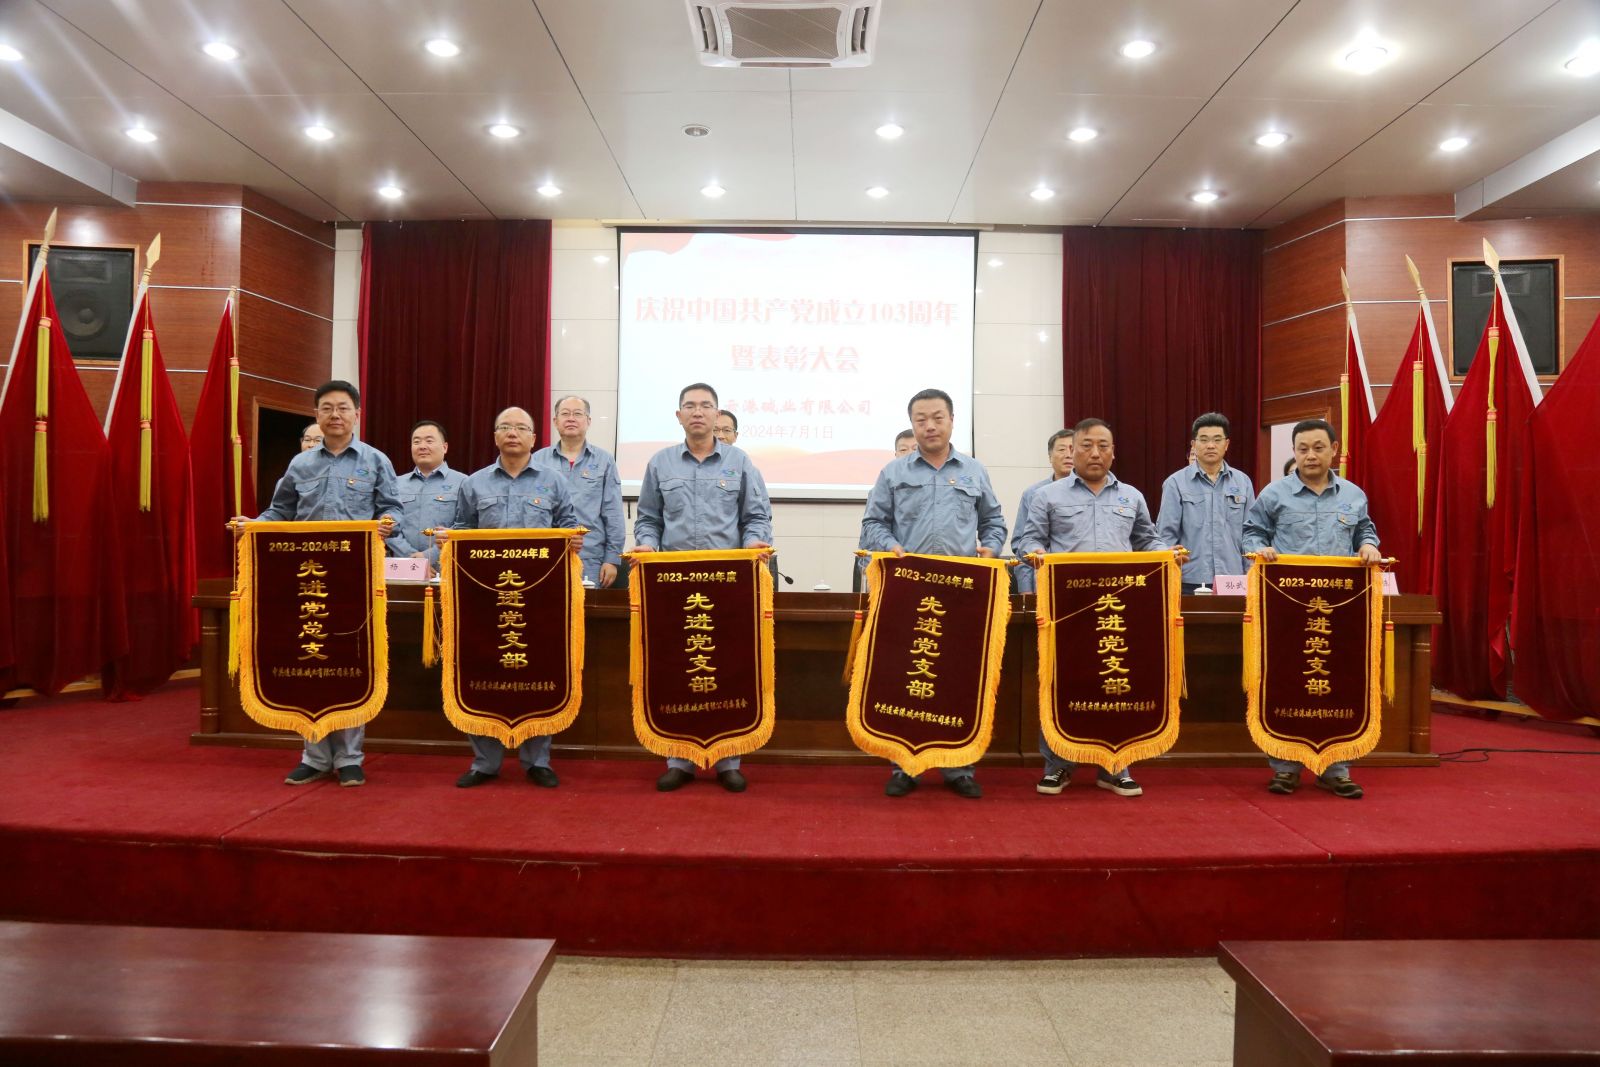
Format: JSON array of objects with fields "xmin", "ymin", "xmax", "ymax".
[{"xmin": 0, "ymin": 0, "xmax": 1597, "ymax": 227}]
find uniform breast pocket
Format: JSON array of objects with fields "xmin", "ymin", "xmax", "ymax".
[
  {"xmin": 341, "ymin": 477, "xmax": 375, "ymax": 509},
  {"xmin": 397, "ymin": 490, "xmax": 423, "ymax": 512},
  {"xmin": 476, "ymin": 494, "xmax": 510, "ymax": 527},
  {"xmin": 295, "ymin": 474, "xmax": 329, "ymax": 506},
  {"xmin": 1180, "ymin": 492, "xmax": 1206, "ymax": 508},
  {"xmin": 659, "ymin": 478, "xmax": 689, "ymax": 518},
  {"xmin": 1104, "ymin": 504, "xmax": 1136, "ymax": 528},
  {"xmin": 892, "ymin": 480, "xmax": 932, "ymax": 522},
  {"xmin": 1050, "ymin": 502, "xmax": 1089, "ymax": 527},
  {"xmin": 716, "ymin": 475, "xmax": 743, "ymax": 496}
]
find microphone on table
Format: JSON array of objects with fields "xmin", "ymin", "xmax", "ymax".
[{"xmin": 775, "ymin": 568, "xmax": 795, "ymax": 585}]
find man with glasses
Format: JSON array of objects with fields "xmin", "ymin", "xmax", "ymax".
[
  {"xmin": 391, "ymin": 420, "xmax": 465, "ymax": 572},
  {"xmin": 1156, "ymin": 413, "xmax": 1255, "ymax": 595},
  {"xmin": 299, "ymin": 423, "xmax": 324, "ymax": 452},
  {"xmin": 634, "ymin": 382, "xmax": 773, "ymax": 793},
  {"xmin": 532, "ymin": 395, "xmax": 625, "ymax": 588},
  {"xmin": 447, "ymin": 407, "xmax": 580, "ymax": 790},
  {"xmin": 249, "ymin": 380, "xmax": 402, "ymax": 789},
  {"xmin": 713, "ymin": 409, "xmax": 740, "ymax": 447}
]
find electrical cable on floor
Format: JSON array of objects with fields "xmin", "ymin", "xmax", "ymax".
[{"xmin": 1437, "ymin": 747, "xmax": 1600, "ymax": 763}]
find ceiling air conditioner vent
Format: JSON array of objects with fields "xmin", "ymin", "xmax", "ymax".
[{"xmin": 685, "ymin": 1, "xmax": 882, "ymax": 68}]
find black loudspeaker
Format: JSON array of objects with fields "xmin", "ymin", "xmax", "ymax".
[
  {"xmin": 25, "ymin": 244, "xmax": 136, "ymax": 362},
  {"xmin": 1450, "ymin": 259, "xmax": 1559, "ymax": 377}
]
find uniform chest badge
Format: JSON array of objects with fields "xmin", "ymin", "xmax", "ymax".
[{"xmin": 346, "ymin": 478, "xmax": 356, "ymax": 487}]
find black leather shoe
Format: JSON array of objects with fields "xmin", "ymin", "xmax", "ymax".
[
  {"xmin": 456, "ymin": 770, "xmax": 497, "ymax": 788},
  {"xmin": 656, "ymin": 768, "xmax": 695, "ymax": 792},
  {"xmin": 945, "ymin": 775, "xmax": 982, "ymax": 799},
  {"xmin": 717, "ymin": 769, "xmax": 747, "ymax": 793},
  {"xmin": 884, "ymin": 771, "xmax": 917, "ymax": 797},
  {"xmin": 527, "ymin": 766, "xmax": 559, "ymax": 788}
]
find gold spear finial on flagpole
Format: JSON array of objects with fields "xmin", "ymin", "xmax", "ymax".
[
  {"xmin": 137, "ymin": 234, "xmax": 162, "ymax": 509},
  {"xmin": 32, "ymin": 209, "xmax": 60, "ymax": 522},
  {"xmin": 1338, "ymin": 269, "xmax": 1354, "ymax": 478},
  {"xmin": 1405, "ymin": 256, "xmax": 1428, "ymax": 531},
  {"xmin": 1481, "ymin": 240, "xmax": 1501, "ymax": 507}
]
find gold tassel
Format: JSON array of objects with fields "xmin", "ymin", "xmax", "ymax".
[
  {"xmin": 1416, "ymin": 443, "xmax": 1427, "ymax": 535},
  {"xmin": 1338, "ymin": 371, "xmax": 1350, "ymax": 478},
  {"xmin": 422, "ymin": 585, "xmax": 437, "ymax": 667},
  {"xmin": 138, "ymin": 326, "xmax": 154, "ymax": 511},
  {"xmin": 841, "ymin": 610, "xmax": 865, "ymax": 685},
  {"xmin": 1411, "ymin": 358, "xmax": 1424, "ymax": 453},
  {"xmin": 1486, "ymin": 324, "xmax": 1500, "ymax": 509},
  {"xmin": 228, "ymin": 349, "xmax": 243, "ymax": 517},
  {"xmin": 33, "ymin": 316, "xmax": 50, "ymax": 522},
  {"xmin": 1383, "ymin": 618, "xmax": 1395, "ymax": 704},
  {"xmin": 227, "ymin": 592, "xmax": 241, "ymax": 678}
]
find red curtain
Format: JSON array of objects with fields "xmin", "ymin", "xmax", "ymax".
[
  {"xmin": 1060, "ymin": 228, "xmax": 1261, "ymax": 496},
  {"xmin": 1431, "ymin": 290, "xmax": 1542, "ymax": 700},
  {"xmin": 1338, "ymin": 318, "xmax": 1376, "ymax": 486},
  {"xmin": 358, "ymin": 220, "xmax": 553, "ymax": 470},
  {"xmin": 1511, "ymin": 313, "xmax": 1600, "ymax": 719},
  {"xmin": 1363, "ymin": 307, "xmax": 1453, "ymax": 595}
]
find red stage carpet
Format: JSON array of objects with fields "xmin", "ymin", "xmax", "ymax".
[{"xmin": 2, "ymin": 681, "xmax": 1597, "ymax": 957}]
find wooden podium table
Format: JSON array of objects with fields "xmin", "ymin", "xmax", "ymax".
[
  {"xmin": 0, "ymin": 921, "xmax": 554, "ymax": 1065},
  {"xmin": 1220, "ymin": 939, "xmax": 1600, "ymax": 1064},
  {"xmin": 194, "ymin": 581, "xmax": 1439, "ymax": 766}
]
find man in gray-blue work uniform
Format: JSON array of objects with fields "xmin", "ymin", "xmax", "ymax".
[
  {"xmin": 391, "ymin": 419, "xmax": 466, "ymax": 573},
  {"xmin": 1243, "ymin": 418, "xmax": 1381, "ymax": 801},
  {"xmin": 1011, "ymin": 428, "xmax": 1075, "ymax": 595},
  {"xmin": 1018, "ymin": 418, "xmax": 1180, "ymax": 800},
  {"xmin": 532, "ymin": 395, "xmax": 625, "ymax": 589},
  {"xmin": 860, "ymin": 388, "xmax": 1007, "ymax": 800},
  {"xmin": 449, "ymin": 406, "xmax": 581, "ymax": 790},
  {"xmin": 1156, "ymin": 412, "xmax": 1255, "ymax": 595},
  {"xmin": 634, "ymin": 382, "xmax": 774, "ymax": 794},
  {"xmin": 249, "ymin": 379, "xmax": 402, "ymax": 789}
]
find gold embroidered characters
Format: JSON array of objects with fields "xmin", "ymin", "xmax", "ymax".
[
  {"xmin": 495, "ymin": 570, "xmax": 530, "ymax": 669},
  {"xmin": 683, "ymin": 590, "xmax": 719, "ymax": 693},
  {"xmin": 1304, "ymin": 594, "xmax": 1334, "ymax": 695},
  {"xmin": 906, "ymin": 594, "xmax": 944, "ymax": 699},
  {"xmin": 1093, "ymin": 591, "xmax": 1132, "ymax": 695}
]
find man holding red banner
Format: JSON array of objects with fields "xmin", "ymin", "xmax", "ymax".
[
  {"xmin": 242, "ymin": 380, "xmax": 401, "ymax": 788},
  {"xmin": 634, "ymin": 382, "xmax": 773, "ymax": 793},
  {"xmin": 1018, "ymin": 418, "xmax": 1175, "ymax": 797},
  {"xmin": 449, "ymin": 407, "xmax": 580, "ymax": 789},
  {"xmin": 1243, "ymin": 418, "xmax": 1381, "ymax": 799},
  {"xmin": 860, "ymin": 387, "xmax": 1006, "ymax": 799}
]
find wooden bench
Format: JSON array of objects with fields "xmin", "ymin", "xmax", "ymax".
[
  {"xmin": 0, "ymin": 921, "xmax": 554, "ymax": 1064},
  {"xmin": 1221, "ymin": 939, "xmax": 1600, "ymax": 1064}
]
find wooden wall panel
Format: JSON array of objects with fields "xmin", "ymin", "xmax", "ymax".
[
  {"xmin": 236, "ymin": 293, "xmax": 330, "ymax": 388},
  {"xmin": 1263, "ymin": 223, "xmax": 1344, "ymax": 326},
  {"xmin": 1262, "ymin": 306, "xmax": 1343, "ymax": 401},
  {"xmin": 238, "ymin": 210, "xmax": 334, "ymax": 320}
]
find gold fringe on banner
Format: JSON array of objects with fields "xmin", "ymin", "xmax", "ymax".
[
  {"xmin": 845, "ymin": 552, "xmax": 1010, "ymax": 777},
  {"xmin": 1035, "ymin": 551, "xmax": 1183, "ymax": 771},
  {"xmin": 227, "ymin": 589, "xmax": 241, "ymax": 678},
  {"xmin": 438, "ymin": 530, "xmax": 584, "ymax": 747},
  {"xmin": 33, "ymin": 316, "xmax": 51, "ymax": 523},
  {"xmin": 1242, "ymin": 555, "xmax": 1384, "ymax": 777},
  {"xmin": 422, "ymin": 584, "xmax": 437, "ymax": 667},
  {"xmin": 840, "ymin": 549, "xmax": 870, "ymax": 684},
  {"xmin": 228, "ymin": 289, "xmax": 243, "ymax": 516},
  {"xmin": 628, "ymin": 549, "xmax": 775, "ymax": 768},
  {"xmin": 1384, "ymin": 618, "xmax": 1395, "ymax": 704},
  {"xmin": 235, "ymin": 521, "xmax": 389, "ymax": 742}
]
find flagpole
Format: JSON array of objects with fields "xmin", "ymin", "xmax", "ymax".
[
  {"xmin": 1405, "ymin": 256, "xmax": 1428, "ymax": 533},
  {"xmin": 1, "ymin": 209, "xmax": 56, "ymax": 409},
  {"xmin": 1338, "ymin": 269, "xmax": 1353, "ymax": 478},
  {"xmin": 228, "ymin": 287, "xmax": 242, "ymax": 518}
]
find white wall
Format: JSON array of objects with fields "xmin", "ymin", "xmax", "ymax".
[{"xmin": 341, "ymin": 221, "xmax": 1065, "ymax": 592}]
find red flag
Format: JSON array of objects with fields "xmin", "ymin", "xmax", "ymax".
[
  {"xmin": 1511, "ymin": 311, "xmax": 1600, "ymax": 719},
  {"xmin": 1432, "ymin": 259, "xmax": 1543, "ymax": 700},
  {"xmin": 1363, "ymin": 291, "xmax": 1454, "ymax": 595},
  {"xmin": 0, "ymin": 251, "xmax": 129, "ymax": 694},
  {"xmin": 101, "ymin": 268, "xmax": 198, "ymax": 699},
  {"xmin": 189, "ymin": 293, "xmax": 254, "ymax": 580},
  {"xmin": 1337, "ymin": 276, "xmax": 1377, "ymax": 486}
]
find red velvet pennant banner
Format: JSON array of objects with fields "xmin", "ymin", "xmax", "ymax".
[{"xmin": 190, "ymin": 297, "xmax": 255, "ymax": 580}]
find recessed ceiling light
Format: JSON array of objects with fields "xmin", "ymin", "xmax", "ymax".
[
  {"xmin": 1068, "ymin": 126, "xmax": 1099, "ymax": 143},
  {"xmin": 201, "ymin": 41, "xmax": 239, "ymax": 61},
  {"xmin": 865, "ymin": 185, "xmax": 889, "ymax": 198},
  {"xmin": 486, "ymin": 123, "xmax": 521, "ymax": 139},
  {"xmin": 987, "ymin": 258, "xmax": 1004, "ymax": 268},
  {"xmin": 1255, "ymin": 131, "xmax": 1290, "ymax": 148},
  {"xmin": 423, "ymin": 38, "xmax": 460, "ymax": 57},
  {"xmin": 1120, "ymin": 40, "xmax": 1156, "ymax": 59},
  {"xmin": 1030, "ymin": 186, "xmax": 1056, "ymax": 201},
  {"xmin": 1341, "ymin": 44, "xmax": 1390, "ymax": 74},
  {"xmin": 1439, "ymin": 136, "xmax": 1470, "ymax": 152},
  {"xmin": 682, "ymin": 124, "xmax": 711, "ymax": 137},
  {"xmin": 377, "ymin": 184, "xmax": 404, "ymax": 200},
  {"xmin": 592, "ymin": 254, "xmax": 610, "ymax": 265},
  {"xmin": 536, "ymin": 182, "xmax": 562, "ymax": 197},
  {"xmin": 701, "ymin": 182, "xmax": 726, "ymax": 198},
  {"xmin": 0, "ymin": 44, "xmax": 23, "ymax": 63},
  {"xmin": 303, "ymin": 125, "xmax": 334, "ymax": 141},
  {"xmin": 1562, "ymin": 40, "xmax": 1600, "ymax": 77},
  {"xmin": 875, "ymin": 122, "xmax": 904, "ymax": 140},
  {"xmin": 1190, "ymin": 189, "xmax": 1220, "ymax": 204},
  {"xmin": 125, "ymin": 126, "xmax": 158, "ymax": 143}
]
